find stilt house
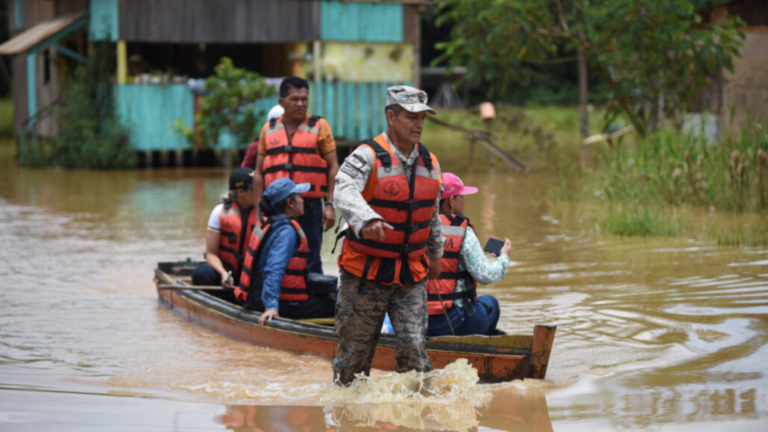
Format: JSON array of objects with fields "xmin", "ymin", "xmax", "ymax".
[{"xmin": 0, "ymin": 0, "xmax": 428, "ymax": 163}]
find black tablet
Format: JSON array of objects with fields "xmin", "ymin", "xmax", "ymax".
[{"xmin": 484, "ymin": 238, "xmax": 504, "ymax": 256}]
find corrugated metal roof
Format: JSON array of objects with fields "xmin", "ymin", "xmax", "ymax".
[{"xmin": 0, "ymin": 13, "xmax": 86, "ymax": 55}]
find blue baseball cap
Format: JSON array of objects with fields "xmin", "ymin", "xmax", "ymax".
[{"xmin": 263, "ymin": 178, "xmax": 310, "ymax": 206}]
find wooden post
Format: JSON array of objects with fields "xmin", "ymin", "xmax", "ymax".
[
  {"xmin": 27, "ymin": 51, "xmax": 37, "ymax": 125},
  {"xmin": 175, "ymin": 149, "xmax": 184, "ymax": 168},
  {"xmin": 160, "ymin": 150, "xmax": 169, "ymax": 167},
  {"xmin": 144, "ymin": 151, "xmax": 152, "ymax": 168},
  {"xmin": 117, "ymin": 40, "xmax": 127, "ymax": 84},
  {"xmin": 313, "ymin": 41, "xmax": 321, "ymax": 82},
  {"xmin": 578, "ymin": 52, "xmax": 589, "ymax": 168}
]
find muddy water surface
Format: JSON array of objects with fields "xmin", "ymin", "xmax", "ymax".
[{"xmin": 1, "ymin": 137, "xmax": 767, "ymax": 431}]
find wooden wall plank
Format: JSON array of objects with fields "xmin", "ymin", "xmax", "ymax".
[
  {"xmin": 119, "ymin": 0, "xmax": 321, "ymax": 43},
  {"xmin": 12, "ymin": 54, "xmax": 28, "ymax": 135}
]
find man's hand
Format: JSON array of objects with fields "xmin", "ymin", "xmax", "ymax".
[
  {"xmin": 321, "ymin": 205, "xmax": 336, "ymax": 232},
  {"xmin": 221, "ymin": 272, "xmax": 235, "ymax": 289},
  {"xmin": 429, "ymin": 258, "xmax": 441, "ymax": 280},
  {"xmin": 361, "ymin": 220, "xmax": 394, "ymax": 241},
  {"xmin": 259, "ymin": 309, "xmax": 279, "ymax": 325}
]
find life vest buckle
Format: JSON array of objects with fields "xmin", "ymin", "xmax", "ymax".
[
  {"xmin": 397, "ymin": 201, "xmax": 418, "ymax": 211},
  {"xmin": 406, "ymin": 224, "xmax": 421, "ymax": 234},
  {"xmin": 284, "ymin": 145, "xmax": 293, "ymax": 153},
  {"xmin": 284, "ymin": 163, "xmax": 294, "ymax": 171}
]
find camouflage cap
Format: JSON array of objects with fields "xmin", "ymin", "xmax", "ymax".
[{"xmin": 386, "ymin": 85, "xmax": 436, "ymax": 115}]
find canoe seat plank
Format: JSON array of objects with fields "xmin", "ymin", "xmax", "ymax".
[{"xmin": 299, "ymin": 317, "xmax": 335, "ymax": 325}]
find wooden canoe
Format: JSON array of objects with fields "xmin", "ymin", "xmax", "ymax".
[{"xmin": 155, "ymin": 261, "xmax": 556, "ymax": 383}]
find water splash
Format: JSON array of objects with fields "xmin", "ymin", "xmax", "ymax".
[
  {"xmin": 323, "ymin": 359, "xmax": 490, "ymax": 431},
  {"xmin": 322, "ymin": 359, "xmax": 491, "ymax": 406}
]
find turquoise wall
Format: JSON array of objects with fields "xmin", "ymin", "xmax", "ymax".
[
  {"xmin": 89, "ymin": 0, "xmax": 119, "ymax": 41},
  {"xmin": 116, "ymin": 84, "xmax": 194, "ymax": 152},
  {"xmin": 321, "ymin": 1, "xmax": 403, "ymax": 42},
  {"xmin": 115, "ymin": 81, "xmax": 409, "ymax": 152},
  {"xmin": 309, "ymin": 81, "xmax": 411, "ymax": 142}
]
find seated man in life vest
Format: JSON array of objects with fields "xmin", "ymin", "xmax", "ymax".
[
  {"xmin": 427, "ymin": 173, "xmax": 512, "ymax": 336},
  {"xmin": 235, "ymin": 178, "xmax": 336, "ymax": 325},
  {"xmin": 192, "ymin": 167, "xmax": 256, "ymax": 290}
]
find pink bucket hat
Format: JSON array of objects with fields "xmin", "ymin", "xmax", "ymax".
[{"xmin": 441, "ymin": 173, "xmax": 478, "ymax": 200}]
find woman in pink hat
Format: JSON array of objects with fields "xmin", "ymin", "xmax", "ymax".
[{"xmin": 426, "ymin": 173, "xmax": 512, "ymax": 336}]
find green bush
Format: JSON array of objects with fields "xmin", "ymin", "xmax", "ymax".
[
  {"xmin": 172, "ymin": 57, "xmax": 275, "ymax": 150},
  {"xmin": 24, "ymin": 42, "xmax": 135, "ymax": 169}
]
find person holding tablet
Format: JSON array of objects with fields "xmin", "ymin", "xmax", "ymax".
[{"xmin": 427, "ymin": 173, "xmax": 512, "ymax": 336}]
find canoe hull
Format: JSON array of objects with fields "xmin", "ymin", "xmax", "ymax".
[{"xmin": 158, "ymin": 285, "xmax": 555, "ymax": 383}]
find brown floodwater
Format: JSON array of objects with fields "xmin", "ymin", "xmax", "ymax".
[{"xmin": 1, "ymin": 136, "xmax": 767, "ymax": 431}]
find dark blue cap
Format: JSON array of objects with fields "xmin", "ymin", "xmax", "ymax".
[{"xmin": 263, "ymin": 178, "xmax": 310, "ymax": 206}]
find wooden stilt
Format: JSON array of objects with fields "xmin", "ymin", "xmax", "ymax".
[
  {"xmin": 160, "ymin": 150, "xmax": 169, "ymax": 167},
  {"xmin": 175, "ymin": 149, "xmax": 184, "ymax": 168},
  {"xmin": 144, "ymin": 151, "xmax": 152, "ymax": 168}
]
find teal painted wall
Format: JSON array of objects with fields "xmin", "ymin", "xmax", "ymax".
[
  {"xmin": 114, "ymin": 82, "xmax": 406, "ymax": 152},
  {"xmin": 90, "ymin": 0, "xmax": 119, "ymax": 41},
  {"xmin": 321, "ymin": 1, "xmax": 403, "ymax": 42},
  {"xmin": 116, "ymin": 84, "xmax": 194, "ymax": 152},
  {"xmin": 309, "ymin": 81, "xmax": 411, "ymax": 142}
]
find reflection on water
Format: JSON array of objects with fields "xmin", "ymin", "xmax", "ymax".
[{"xmin": 1, "ymin": 137, "xmax": 767, "ymax": 430}]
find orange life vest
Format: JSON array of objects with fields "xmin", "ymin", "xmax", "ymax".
[
  {"xmin": 427, "ymin": 214, "xmax": 478, "ymax": 315},
  {"xmin": 339, "ymin": 134, "xmax": 442, "ymax": 286},
  {"xmin": 218, "ymin": 200, "xmax": 256, "ymax": 284},
  {"xmin": 262, "ymin": 115, "xmax": 328, "ymax": 199},
  {"xmin": 235, "ymin": 215, "xmax": 310, "ymax": 304}
]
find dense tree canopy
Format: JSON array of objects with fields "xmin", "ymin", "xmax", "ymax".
[{"xmin": 434, "ymin": 0, "xmax": 745, "ymax": 136}]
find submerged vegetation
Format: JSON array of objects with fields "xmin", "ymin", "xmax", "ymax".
[
  {"xmin": 569, "ymin": 119, "xmax": 768, "ymax": 245},
  {"xmin": 0, "ymin": 98, "xmax": 12, "ymax": 137}
]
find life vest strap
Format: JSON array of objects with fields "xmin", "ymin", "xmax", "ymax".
[
  {"xmin": 219, "ymin": 244, "xmax": 241, "ymax": 259},
  {"xmin": 280, "ymin": 287, "xmax": 308, "ymax": 295},
  {"xmin": 437, "ymin": 270, "xmax": 471, "ymax": 280},
  {"xmin": 265, "ymin": 145, "xmax": 317, "ymax": 156},
  {"xmin": 427, "ymin": 288, "xmax": 476, "ymax": 302},
  {"xmin": 263, "ymin": 163, "xmax": 328, "ymax": 175},
  {"xmin": 284, "ymin": 268, "xmax": 307, "ymax": 277},
  {"xmin": 441, "ymin": 251, "xmax": 461, "ymax": 260},
  {"xmin": 356, "ymin": 139, "xmax": 392, "ymax": 168},
  {"xmin": 307, "ymin": 115, "xmax": 322, "ymax": 128},
  {"xmin": 347, "ymin": 231, "xmax": 427, "ymax": 255},
  {"xmin": 417, "ymin": 142, "xmax": 433, "ymax": 171},
  {"xmin": 368, "ymin": 198, "xmax": 435, "ymax": 211},
  {"xmin": 387, "ymin": 219, "xmax": 431, "ymax": 234}
]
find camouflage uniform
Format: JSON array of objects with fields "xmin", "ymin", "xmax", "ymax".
[
  {"xmin": 332, "ymin": 272, "xmax": 431, "ymax": 385},
  {"xmin": 331, "ymin": 86, "xmax": 444, "ymax": 385}
]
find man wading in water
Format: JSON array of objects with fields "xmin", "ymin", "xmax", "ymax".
[{"xmin": 332, "ymin": 86, "xmax": 444, "ymax": 385}]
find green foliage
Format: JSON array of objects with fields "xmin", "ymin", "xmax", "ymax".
[
  {"xmin": 0, "ymin": 98, "xmax": 12, "ymax": 137},
  {"xmin": 24, "ymin": 42, "xmax": 135, "ymax": 169},
  {"xmin": 433, "ymin": 0, "xmax": 745, "ymax": 136},
  {"xmin": 173, "ymin": 57, "xmax": 275, "ymax": 150}
]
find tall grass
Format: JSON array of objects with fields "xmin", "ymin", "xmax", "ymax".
[{"xmin": 596, "ymin": 121, "xmax": 768, "ymax": 213}]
